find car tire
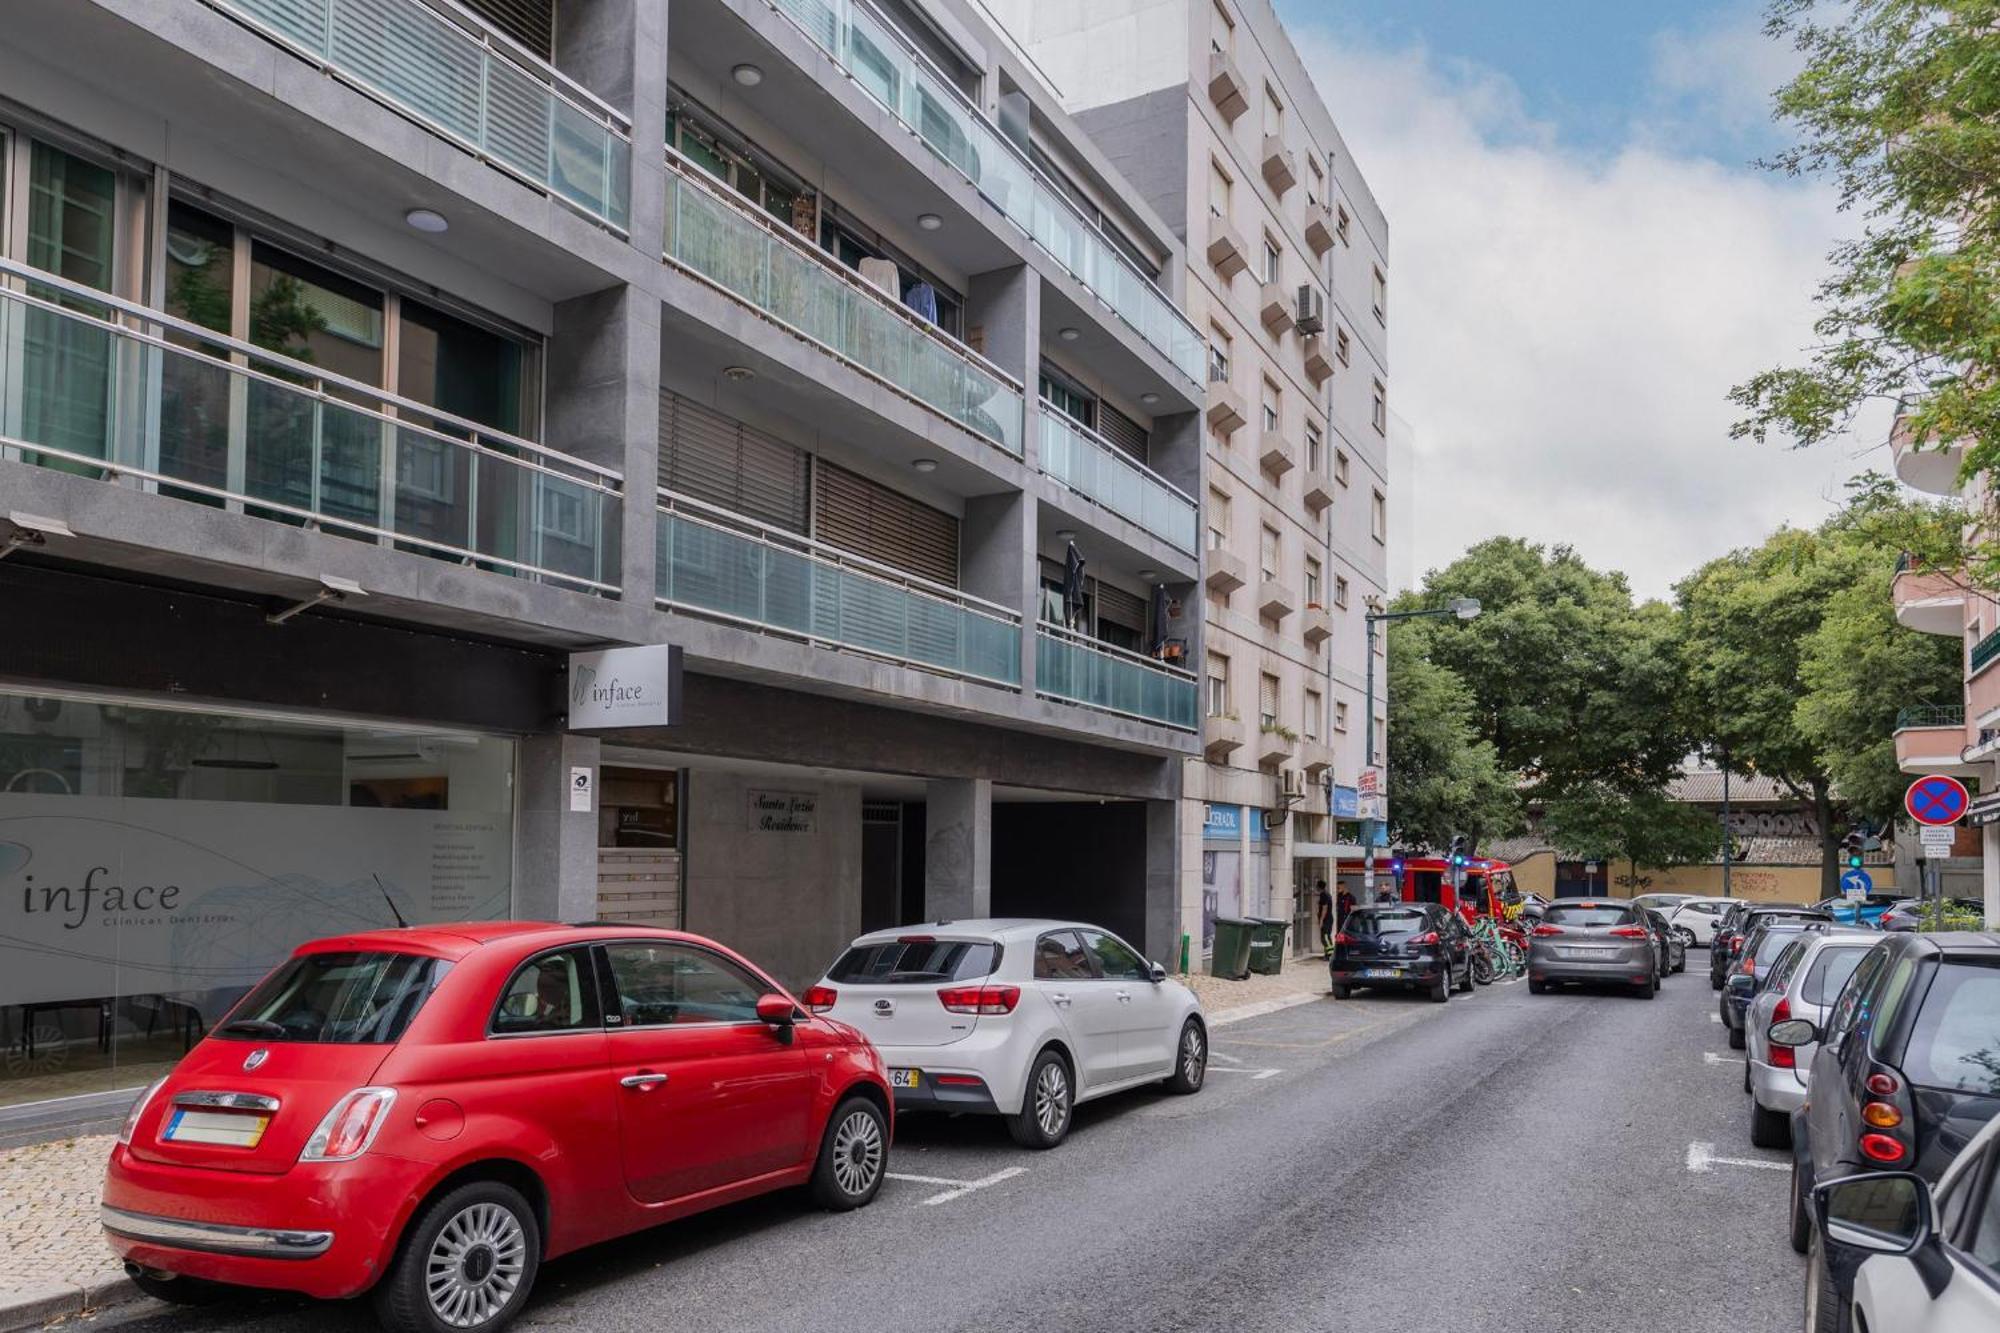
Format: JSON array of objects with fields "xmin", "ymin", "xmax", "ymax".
[
  {"xmin": 1710, "ymin": 972, "xmax": 1724, "ymax": 992},
  {"xmin": 1528, "ymin": 978, "xmax": 1548, "ymax": 994},
  {"xmin": 1430, "ymin": 966, "xmax": 1450, "ymax": 1003},
  {"xmin": 1331, "ymin": 983, "xmax": 1351, "ymax": 999},
  {"xmin": 1743, "ymin": 1060, "xmax": 1752, "ymax": 1095},
  {"xmin": 1007, "ymin": 1048, "xmax": 1074, "ymax": 1149},
  {"xmin": 811, "ymin": 1095, "xmax": 888, "ymax": 1210},
  {"xmin": 1456, "ymin": 954, "xmax": 1475, "ymax": 993},
  {"xmin": 1789, "ymin": 1159, "xmax": 1814, "ymax": 1255},
  {"xmin": 1728, "ymin": 1023, "xmax": 1746, "ymax": 1050},
  {"xmin": 1635, "ymin": 979, "xmax": 1655, "ymax": 1000},
  {"xmin": 124, "ymin": 1271, "xmax": 231, "ymax": 1307},
  {"xmin": 1805, "ymin": 1231, "xmax": 1847, "ymax": 1333},
  {"xmin": 1675, "ymin": 927, "xmax": 1697, "ymax": 949},
  {"xmin": 1164, "ymin": 1018, "xmax": 1207, "ymax": 1095},
  {"xmin": 374, "ymin": 1180, "xmax": 540, "ymax": 1333},
  {"xmin": 1750, "ymin": 1098, "xmax": 1790, "ymax": 1149}
]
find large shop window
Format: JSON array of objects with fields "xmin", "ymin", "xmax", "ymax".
[
  {"xmin": 813, "ymin": 460, "xmax": 960, "ymax": 587},
  {"xmin": 0, "ymin": 691, "xmax": 516, "ymax": 1107}
]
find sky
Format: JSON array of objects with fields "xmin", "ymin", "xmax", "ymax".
[{"xmin": 1273, "ymin": 0, "xmax": 1881, "ymax": 600}]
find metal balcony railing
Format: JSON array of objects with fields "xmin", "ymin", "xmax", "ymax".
[
  {"xmin": 663, "ymin": 150, "xmax": 1024, "ymax": 457},
  {"xmin": 656, "ymin": 491, "xmax": 1022, "ymax": 686},
  {"xmin": 209, "ymin": 0, "xmax": 632, "ymax": 232},
  {"xmin": 0, "ymin": 256, "xmax": 623, "ymax": 593},
  {"xmin": 1035, "ymin": 623, "xmax": 1198, "ymax": 731},
  {"xmin": 1895, "ymin": 705, "xmax": 1966, "ymax": 731},
  {"xmin": 1038, "ymin": 408, "xmax": 1196, "ymax": 554},
  {"xmin": 764, "ymin": 0, "xmax": 1205, "ymax": 386},
  {"xmin": 1973, "ymin": 629, "xmax": 2000, "ymax": 674}
]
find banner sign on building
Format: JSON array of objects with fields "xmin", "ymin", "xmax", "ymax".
[
  {"xmin": 567, "ymin": 645, "xmax": 683, "ymax": 730},
  {"xmin": 1332, "ymin": 785, "xmax": 1360, "ymax": 819},
  {"xmin": 1202, "ymin": 804, "xmax": 1269, "ymax": 843}
]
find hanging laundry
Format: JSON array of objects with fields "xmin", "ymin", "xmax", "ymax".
[
  {"xmin": 857, "ymin": 257, "xmax": 900, "ymax": 298},
  {"xmin": 903, "ymin": 281, "xmax": 939, "ymax": 324}
]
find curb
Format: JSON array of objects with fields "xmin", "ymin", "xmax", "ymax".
[
  {"xmin": 1208, "ymin": 989, "xmax": 1325, "ymax": 1027},
  {"xmin": 0, "ymin": 1273, "xmax": 138, "ymax": 1333}
]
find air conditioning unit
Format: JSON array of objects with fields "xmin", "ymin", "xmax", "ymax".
[
  {"xmin": 1294, "ymin": 284, "xmax": 1325, "ymax": 334},
  {"xmin": 1280, "ymin": 766, "xmax": 1306, "ymax": 800}
]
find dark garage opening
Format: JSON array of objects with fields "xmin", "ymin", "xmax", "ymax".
[{"xmin": 992, "ymin": 801, "xmax": 1147, "ymax": 948}]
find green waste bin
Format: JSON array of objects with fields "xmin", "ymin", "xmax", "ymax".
[
  {"xmin": 1210, "ymin": 917, "xmax": 1255, "ymax": 980},
  {"xmin": 1246, "ymin": 917, "xmax": 1289, "ymax": 975}
]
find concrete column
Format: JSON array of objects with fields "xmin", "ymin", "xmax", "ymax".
[
  {"xmin": 925, "ymin": 777, "xmax": 992, "ymax": 920},
  {"xmin": 556, "ymin": 0, "xmax": 668, "ymax": 266},
  {"xmin": 1150, "ymin": 408, "xmax": 1203, "ymax": 500},
  {"xmin": 963, "ymin": 490, "xmax": 1038, "ymax": 693},
  {"xmin": 967, "ymin": 264, "xmax": 1038, "ymax": 469},
  {"xmin": 1144, "ymin": 797, "xmax": 1181, "ymax": 965},
  {"xmin": 515, "ymin": 732, "xmax": 602, "ymax": 923}
]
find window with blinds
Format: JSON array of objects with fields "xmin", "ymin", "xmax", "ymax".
[
  {"xmin": 813, "ymin": 460, "xmax": 960, "ymax": 588},
  {"xmin": 657, "ymin": 391, "xmax": 811, "ymax": 534},
  {"xmin": 461, "ymin": 0, "xmax": 554, "ymax": 60},
  {"xmin": 1259, "ymin": 673, "xmax": 1280, "ymax": 729},
  {"xmin": 1098, "ymin": 404, "xmax": 1150, "ymax": 463}
]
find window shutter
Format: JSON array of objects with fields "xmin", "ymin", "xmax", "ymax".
[
  {"xmin": 1098, "ymin": 403, "xmax": 1150, "ymax": 463},
  {"xmin": 1096, "ymin": 582, "xmax": 1145, "ymax": 634},
  {"xmin": 813, "ymin": 461, "xmax": 959, "ymax": 587},
  {"xmin": 658, "ymin": 391, "xmax": 811, "ymax": 534},
  {"xmin": 1259, "ymin": 673, "xmax": 1279, "ymax": 719},
  {"xmin": 461, "ymin": 0, "xmax": 554, "ymax": 59}
]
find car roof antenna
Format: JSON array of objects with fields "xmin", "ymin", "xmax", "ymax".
[{"xmin": 374, "ymin": 873, "xmax": 411, "ymax": 929}]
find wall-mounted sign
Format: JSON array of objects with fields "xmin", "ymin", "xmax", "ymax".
[
  {"xmin": 1332, "ymin": 785, "xmax": 1360, "ymax": 819},
  {"xmin": 1202, "ymin": 805, "xmax": 1269, "ymax": 843},
  {"xmin": 749, "ymin": 789, "xmax": 816, "ymax": 834},
  {"xmin": 1356, "ymin": 767, "xmax": 1382, "ymax": 798},
  {"xmin": 569, "ymin": 767, "xmax": 593, "ymax": 813},
  {"xmin": 567, "ymin": 645, "xmax": 682, "ymax": 730}
]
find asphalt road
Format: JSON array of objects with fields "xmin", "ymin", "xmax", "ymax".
[{"xmin": 85, "ymin": 968, "xmax": 1802, "ymax": 1333}]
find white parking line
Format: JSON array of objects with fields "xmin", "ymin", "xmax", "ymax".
[
  {"xmin": 1208, "ymin": 1049, "xmax": 1246, "ymax": 1067},
  {"xmin": 1685, "ymin": 1141, "xmax": 1788, "ymax": 1174},
  {"xmin": 1209, "ymin": 1066, "xmax": 1283, "ymax": 1080},
  {"xmin": 917, "ymin": 1166, "xmax": 1027, "ymax": 1206},
  {"xmin": 884, "ymin": 1172, "xmax": 970, "ymax": 1188},
  {"xmin": 1711, "ymin": 1012, "xmax": 1723, "ymax": 1024},
  {"xmin": 1702, "ymin": 1052, "xmax": 1738, "ymax": 1066}
]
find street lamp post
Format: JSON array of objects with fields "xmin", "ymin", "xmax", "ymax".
[{"xmin": 1362, "ymin": 596, "xmax": 1481, "ymax": 899}]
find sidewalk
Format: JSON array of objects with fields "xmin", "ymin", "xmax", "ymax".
[
  {"xmin": 1184, "ymin": 953, "xmax": 1330, "ymax": 1025},
  {"xmin": 0, "ymin": 1133, "xmax": 129, "ymax": 1330}
]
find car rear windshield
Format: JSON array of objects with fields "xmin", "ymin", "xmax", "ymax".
[
  {"xmin": 217, "ymin": 951, "xmax": 451, "ymax": 1044},
  {"xmin": 1798, "ymin": 945, "xmax": 1872, "ymax": 1006},
  {"xmin": 1751, "ymin": 927, "xmax": 1815, "ymax": 967},
  {"xmin": 827, "ymin": 939, "xmax": 1001, "ymax": 984},
  {"xmin": 1349, "ymin": 908, "xmax": 1431, "ymax": 935},
  {"xmin": 1900, "ymin": 961, "xmax": 2000, "ymax": 1095},
  {"xmin": 1543, "ymin": 905, "xmax": 1636, "ymax": 928}
]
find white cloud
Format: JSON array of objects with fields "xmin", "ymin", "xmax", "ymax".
[
  {"xmin": 1292, "ymin": 30, "xmax": 1878, "ymax": 601},
  {"xmin": 1646, "ymin": 8, "xmax": 1804, "ymax": 145}
]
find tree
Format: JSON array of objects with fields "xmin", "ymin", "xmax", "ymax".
[
  {"xmin": 1384, "ymin": 632, "xmax": 1521, "ymax": 851},
  {"xmin": 1732, "ymin": 0, "xmax": 2000, "ymax": 527},
  {"xmin": 1538, "ymin": 785, "xmax": 1724, "ymax": 891}
]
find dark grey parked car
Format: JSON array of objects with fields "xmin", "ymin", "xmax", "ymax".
[{"xmin": 1527, "ymin": 900, "xmax": 1660, "ymax": 998}]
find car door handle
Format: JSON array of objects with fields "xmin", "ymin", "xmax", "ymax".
[
  {"xmin": 1050, "ymin": 992, "xmax": 1071, "ymax": 1006},
  {"xmin": 619, "ymin": 1072, "xmax": 668, "ymax": 1089},
  {"xmin": 1115, "ymin": 991, "xmax": 1132, "ymax": 1003}
]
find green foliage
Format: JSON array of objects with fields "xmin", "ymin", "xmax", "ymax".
[
  {"xmin": 250, "ymin": 274, "xmax": 326, "ymax": 365},
  {"xmin": 1538, "ymin": 784, "xmax": 1723, "ymax": 869},
  {"xmin": 1384, "ymin": 631, "xmax": 1521, "ymax": 851}
]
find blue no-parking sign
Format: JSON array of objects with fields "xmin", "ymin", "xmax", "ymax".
[{"xmin": 1905, "ymin": 775, "xmax": 1970, "ymax": 826}]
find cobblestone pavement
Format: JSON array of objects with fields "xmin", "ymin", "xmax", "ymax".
[{"xmin": 0, "ymin": 1132, "xmax": 125, "ymax": 1322}]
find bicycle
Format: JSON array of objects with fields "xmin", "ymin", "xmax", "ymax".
[{"xmin": 1469, "ymin": 915, "xmax": 1525, "ymax": 983}]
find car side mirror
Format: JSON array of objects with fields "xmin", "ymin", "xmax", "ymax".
[
  {"xmin": 756, "ymin": 993, "xmax": 799, "ymax": 1044},
  {"xmin": 1814, "ymin": 1173, "xmax": 1930, "ymax": 1255},
  {"xmin": 1768, "ymin": 1017, "xmax": 1821, "ymax": 1048},
  {"xmin": 1148, "ymin": 962, "xmax": 1168, "ymax": 984}
]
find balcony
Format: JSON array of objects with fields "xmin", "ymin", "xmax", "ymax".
[
  {"xmin": 1261, "ymin": 137, "xmax": 1297, "ymax": 195},
  {"xmin": 1206, "ymin": 547, "xmax": 1248, "ymax": 595},
  {"xmin": 1257, "ymin": 580, "xmax": 1297, "ymax": 621},
  {"xmin": 1894, "ymin": 705, "xmax": 1970, "ymax": 775},
  {"xmin": 1207, "ymin": 215, "xmax": 1251, "ymax": 279},
  {"xmin": 1892, "ymin": 563, "xmax": 1965, "ymax": 637},
  {"xmin": 1303, "ymin": 475, "xmax": 1334, "ymax": 513},
  {"xmin": 206, "ymin": 0, "xmax": 631, "ymax": 232},
  {"xmin": 764, "ymin": 0, "xmax": 1205, "ymax": 386},
  {"xmin": 1205, "ymin": 713, "xmax": 1246, "ymax": 758},
  {"xmin": 1036, "ymin": 625, "xmax": 1198, "ymax": 730},
  {"xmin": 657, "ymin": 491, "xmax": 1021, "ymax": 686},
  {"xmin": 1259, "ymin": 283, "xmax": 1295, "ymax": 335},
  {"xmin": 1305, "ymin": 204, "xmax": 1336, "ymax": 255},
  {"xmin": 663, "ymin": 151, "xmax": 1023, "ymax": 457},
  {"xmin": 1300, "ymin": 739, "xmax": 1334, "ymax": 775},
  {"xmin": 1303, "ymin": 606, "xmax": 1332, "ymax": 645},
  {"xmin": 1303, "ymin": 335, "xmax": 1335, "ymax": 385},
  {"xmin": 1207, "ymin": 48, "xmax": 1250, "ymax": 122},
  {"xmin": 1889, "ymin": 409, "xmax": 1965, "ymax": 496},
  {"xmin": 1039, "ymin": 409, "xmax": 1197, "ymax": 554},
  {"xmin": 1206, "ymin": 379, "xmax": 1247, "ymax": 435},
  {"xmin": 1257, "ymin": 726, "xmax": 1296, "ymax": 767},
  {"xmin": 1258, "ymin": 433, "xmax": 1295, "ymax": 479},
  {"xmin": 0, "ymin": 256, "xmax": 623, "ymax": 593}
]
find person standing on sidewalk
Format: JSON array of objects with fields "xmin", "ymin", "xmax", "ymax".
[{"xmin": 1316, "ymin": 879, "xmax": 1335, "ymax": 950}]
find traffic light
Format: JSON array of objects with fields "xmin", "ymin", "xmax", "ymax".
[
  {"xmin": 1840, "ymin": 827, "xmax": 1865, "ymax": 871},
  {"xmin": 1448, "ymin": 833, "xmax": 1468, "ymax": 866}
]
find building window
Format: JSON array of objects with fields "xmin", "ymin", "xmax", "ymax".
[
  {"xmin": 1305, "ymin": 689, "xmax": 1322, "ymax": 741},
  {"xmin": 1264, "ymin": 85, "xmax": 1284, "ymax": 137},
  {"xmin": 1334, "ymin": 574, "xmax": 1350, "ymax": 608},
  {"xmin": 1263, "ymin": 237, "xmax": 1281, "ymax": 284},
  {"xmin": 1209, "ymin": 486, "xmax": 1231, "ymax": 550},
  {"xmin": 1307, "ymin": 156, "xmax": 1325, "ymax": 208},
  {"xmin": 1259, "ymin": 673, "xmax": 1281, "ymax": 730},
  {"xmin": 1208, "ymin": 324, "xmax": 1232, "ymax": 385},
  {"xmin": 1209, "ymin": 159, "xmax": 1232, "ymax": 222},
  {"xmin": 1261, "ymin": 379, "xmax": 1280, "ymax": 434},
  {"xmin": 1371, "ymin": 379, "xmax": 1387, "ymax": 434},
  {"xmin": 1211, "ymin": 0, "xmax": 1234, "ymax": 53},
  {"xmin": 1372, "ymin": 266, "xmax": 1387, "ymax": 322},
  {"xmin": 1335, "ymin": 449, "xmax": 1351, "ymax": 486},
  {"xmin": 1335, "ymin": 700, "xmax": 1350, "ymax": 732},
  {"xmin": 1374, "ymin": 719, "xmax": 1386, "ymax": 763},
  {"xmin": 1335, "ymin": 327, "xmax": 1351, "ymax": 365},
  {"xmin": 1306, "ymin": 423, "xmax": 1322, "ymax": 473},
  {"xmin": 1371, "ymin": 490, "xmax": 1387, "ymax": 543},
  {"xmin": 1305, "ymin": 556, "xmax": 1321, "ymax": 606},
  {"xmin": 1208, "ymin": 652, "xmax": 1232, "ymax": 717},
  {"xmin": 1260, "ymin": 524, "xmax": 1280, "ymax": 582},
  {"xmin": 1336, "ymin": 204, "xmax": 1351, "ymax": 243}
]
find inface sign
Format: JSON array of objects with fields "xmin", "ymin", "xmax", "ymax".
[{"xmin": 568, "ymin": 645, "xmax": 683, "ymax": 730}]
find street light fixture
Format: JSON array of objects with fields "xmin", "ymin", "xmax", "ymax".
[{"xmin": 1360, "ymin": 596, "xmax": 1483, "ymax": 898}]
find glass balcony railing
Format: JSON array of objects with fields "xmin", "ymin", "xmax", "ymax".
[
  {"xmin": 657, "ymin": 492, "xmax": 1023, "ymax": 687},
  {"xmin": 1039, "ymin": 408, "xmax": 1196, "ymax": 554},
  {"xmin": 0, "ymin": 257, "xmax": 623, "ymax": 593},
  {"xmin": 765, "ymin": 0, "xmax": 1205, "ymax": 386},
  {"xmin": 663, "ymin": 153, "xmax": 1024, "ymax": 456},
  {"xmin": 209, "ymin": 0, "xmax": 632, "ymax": 232},
  {"xmin": 1035, "ymin": 625, "xmax": 1198, "ymax": 731}
]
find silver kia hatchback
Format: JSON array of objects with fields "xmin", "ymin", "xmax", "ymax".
[
  {"xmin": 1741, "ymin": 928, "xmax": 1880, "ymax": 1148},
  {"xmin": 1527, "ymin": 900, "xmax": 1660, "ymax": 997}
]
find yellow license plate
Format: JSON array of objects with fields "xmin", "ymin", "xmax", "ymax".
[{"xmin": 888, "ymin": 1069, "xmax": 920, "ymax": 1089}]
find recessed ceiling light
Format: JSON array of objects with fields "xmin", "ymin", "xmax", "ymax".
[
  {"xmin": 912, "ymin": 458, "xmax": 939, "ymax": 473},
  {"xmin": 404, "ymin": 208, "xmax": 448, "ymax": 233},
  {"xmin": 723, "ymin": 365, "xmax": 756, "ymax": 382},
  {"xmin": 1138, "ymin": 569, "xmax": 1158, "ymax": 581},
  {"xmin": 732, "ymin": 63, "xmax": 764, "ymax": 86},
  {"xmin": 1140, "ymin": 392, "xmax": 1160, "ymax": 405},
  {"xmin": 917, "ymin": 213, "xmax": 943, "ymax": 231},
  {"xmin": 1055, "ymin": 529, "xmax": 1078, "ymax": 542},
  {"xmin": 1058, "ymin": 327, "xmax": 1081, "ymax": 342}
]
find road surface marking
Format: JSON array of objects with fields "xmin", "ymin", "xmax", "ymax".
[
  {"xmin": 915, "ymin": 1166, "xmax": 1027, "ymax": 1206},
  {"xmin": 1685, "ymin": 1141, "xmax": 1788, "ymax": 1173},
  {"xmin": 885, "ymin": 1172, "xmax": 970, "ymax": 1188},
  {"xmin": 1703, "ymin": 1052, "xmax": 1738, "ymax": 1066},
  {"xmin": 1711, "ymin": 1012, "xmax": 1723, "ymax": 1024},
  {"xmin": 1208, "ymin": 1049, "xmax": 1246, "ymax": 1067},
  {"xmin": 1209, "ymin": 1066, "xmax": 1283, "ymax": 1080}
]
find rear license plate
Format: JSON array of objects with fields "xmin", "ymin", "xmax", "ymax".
[
  {"xmin": 1562, "ymin": 947, "xmax": 1614, "ymax": 959},
  {"xmin": 888, "ymin": 1069, "xmax": 921, "ymax": 1089},
  {"xmin": 162, "ymin": 1109, "xmax": 270, "ymax": 1147},
  {"xmin": 1359, "ymin": 968, "xmax": 1399, "ymax": 978}
]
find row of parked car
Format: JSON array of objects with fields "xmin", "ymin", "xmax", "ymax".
[
  {"xmin": 1678, "ymin": 891, "xmax": 1999, "ymax": 1332},
  {"xmin": 99, "ymin": 916, "xmax": 1207, "ymax": 1333}
]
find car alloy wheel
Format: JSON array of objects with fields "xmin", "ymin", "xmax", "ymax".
[
  {"xmin": 1180, "ymin": 1021, "xmax": 1206, "ymax": 1087},
  {"xmin": 829, "ymin": 1106, "xmax": 884, "ymax": 1198},
  {"xmin": 425, "ymin": 1201, "xmax": 527, "ymax": 1330},
  {"xmin": 1035, "ymin": 1059, "xmax": 1071, "ymax": 1139}
]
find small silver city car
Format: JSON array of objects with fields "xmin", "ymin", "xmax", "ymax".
[{"xmin": 1527, "ymin": 899, "xmax": 1659, "ymax": 998}]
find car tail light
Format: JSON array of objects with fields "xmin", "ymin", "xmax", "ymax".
[
  {"xmin": 1532, "ymin": 924, "xmax": 1563, "ymax": 936},
  {"xmin": 1769, "ymin": 998, "xmax": 1796, "ymax": 1068},
  {"xmin": 1608, "ymin": 926, "xmax": 1648, "ymax": 939},
  {"xmin": 118, "ymin": 1078, "xmax": 169, "ymax": 1147},
  {"xmin": 938, "ymin": 985, "xmax": 1020, "ymax": 1015},
  {"xmin": 1411, "ymin": 931, "xmax": 1440, "ymax": 945},
  {"xmin": 933, "ymin": 1074, "xmax": 986, "ymax": 1088},
  {"xmin": 1858, "ymin": 1132, "xmax": 1905, "ymax": 1163},
  {"xmin": 1862, "ymin": 1101, "xmax": 1904, "ymax": 1129},
  {"xmin": 1865, "ymin": 1072, "xmax": 1900, "ymax": 1097},
  {"xmin": 802, "ymin": 985, "xmax": 838, "ymax": 1013},
  {"xmin": 1333, "ymin": 931, "xmax": 1354, "ymax": 946},
  {"xmin": 897, "ymin": 935, "xmax": 935, "ymax": 944},
  {"xmin": 300, "ymin": 1087, "xmax": 397, "ymax": 1163}
]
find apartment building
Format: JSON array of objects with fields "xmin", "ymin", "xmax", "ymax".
[
  {"xmin": 991, "ymin": 0, "xmax": 1393, "ymax": 954},
  {"xmin": 0, "ymin": 0, "xmax": 1214, "ymax": 1106},
  {"xmin": 1887, "ymin": 419, "xmax": 2000, "ymax": 918}
]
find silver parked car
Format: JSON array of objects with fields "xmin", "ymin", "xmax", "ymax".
[
  {"xmin": 1741, "ymin": 928, "xmax": 1879, "ymax": 1148},
  {"xmin": 1527, "ymin": 899, "xmax": 1660, "ymax": 998}
]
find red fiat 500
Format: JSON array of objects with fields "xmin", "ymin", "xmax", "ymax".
[{"xmin": 102, "ymin": 922, "xmax": 891, "ymax": 1333}]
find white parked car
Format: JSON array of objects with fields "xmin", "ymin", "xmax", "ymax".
[
  {"xmin": 1665, "ymin": 896, "xmax": 1737, "ymax": 946},
  {"xmin": 1742, "ymin": 929, "xmax": 1878, "ymax": 1147},
  {"xmin": 807, "ymin": 919, "xmax": 1206, "ymax": 1148},
  {"xmin": 1813, "ymin": 1109, "xmax": 2000, "ymax": 1333},
  {"xmin": 1630, "ymin": 892, "xmax": 1698, "ymax": 916}
]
